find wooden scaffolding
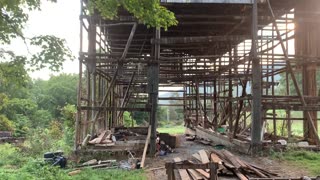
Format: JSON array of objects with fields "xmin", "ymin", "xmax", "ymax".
[{"xmin": 75, "ymin": 0, "xmax": 320, "ymax": 153}]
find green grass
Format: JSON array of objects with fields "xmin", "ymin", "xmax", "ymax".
[
  {"xmin": 157, "ymin": 125, "xmax": 185, "ymax": 134},
  {"xmin": 266, "ymin": 120, "xmax": 320, "ymax": 137},
  {"xmin": 272, "ymin": 150, "xmax": 320, "ymax": 176},
  {"xmin": 0, "ymin": 143, "xmax": 147, "ymax": 180}
]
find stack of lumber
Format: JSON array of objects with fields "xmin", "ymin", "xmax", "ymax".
[
  {"xmin": 88, "ymin": 130, "xmax": 115, "ymax": 147},
  {"xmin": 173, "ymin": 150, "xmax": 278, "ymax": 180}
]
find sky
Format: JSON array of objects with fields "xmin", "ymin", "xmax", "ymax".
[{"xmin": 10, "ymin": 0, "xmax": 81, "ymax": 80}]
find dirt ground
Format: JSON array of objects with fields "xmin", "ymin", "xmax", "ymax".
[{"xmin": 144, "ymin": 135, "xmax": 310, "ymax": 180}]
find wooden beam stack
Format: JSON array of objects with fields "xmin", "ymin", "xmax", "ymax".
[{"xmin": 171, "ymin": 149, "xmax": 278, "ymax": 180}]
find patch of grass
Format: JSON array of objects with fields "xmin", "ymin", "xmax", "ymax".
[
  {"xmin": 272, "ymin": 150, "xmax": 320, "ymax": 176},
  {"xmin": 71, "ymin": 169, "xmax": 146, "ymax": 180},
  {"xmin": 157, "ymin": 125, "xmax": 185, "ymax": 134},
  {"xmin": 0, "ymin": 144, "xmax": 147, "ymax": 180}
]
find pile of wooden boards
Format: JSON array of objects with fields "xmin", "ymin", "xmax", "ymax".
[
  {"xmin": 88, "ymin": 130, "xmax": 115, "ymax": 147},
  {"xmin": 173, "ymin": 149, "xmax": 278, "ymax": 180},
  {"xmin": 68, "ymin": 159, "xmax": 118, "ymax": 176}
]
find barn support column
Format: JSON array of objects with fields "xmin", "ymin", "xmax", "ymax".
[
  {"xmin": 148, "ymin": 28, "xmax": 160, "ymax": 155},
  {"xmin": 88, "ymin": 14, "xmax": 97, "ymax": 135},
  {"xmin": 295, "ymin": 1, "xmax": 319, "ymax": 143},
  {"xmin": 251, "ymin": 0, "xmax": 263, "ymax": 151}
]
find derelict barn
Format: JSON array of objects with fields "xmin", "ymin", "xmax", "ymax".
[{"xmin": 76, "ymin": 0, "xmax": 320, "ymax": 154}]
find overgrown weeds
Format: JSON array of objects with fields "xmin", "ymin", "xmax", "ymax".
[{"xmin": 0, "ymin": 143, "xmax": 147, "ymax": 179}]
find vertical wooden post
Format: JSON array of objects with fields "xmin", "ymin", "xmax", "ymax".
[
  {"xmin": 209, "ymin": 162, "xmax": 218, "ymax": 180},
  {"xmin": 251, "ymin": 0, "xmax": 263, "ymax": 151},
  {"xmin": 166, "ymin": 162, "xmax": 175, "ymax": 180},
  {"xmin": 195, "ymin": 81, "xmax": 200, "ymax": 126},
  {"xmin": 213, "ymin": 61, "xmax": 218, "ymax": 130},
  {"xmin": 148, "ymin": 28, "xmax": 160, "ymax": 155},
  {"xmin": 296, "ymin": 2, "xmax": 319, "ymax": 143},
  {"xmin": 228, "ymin": 48, "xmax": 233, "ymax": 132}
]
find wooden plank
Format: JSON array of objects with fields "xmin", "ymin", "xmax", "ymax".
[
  {"xmin": 210, "ymin": 153, "xmax": 223, "ymax": 164},
  {"xmin": 141, "ymin": 126, "xmax": 151, "ymax": 168},
  {"xmin": 234, "ymin": 169, "xmax": 248, "ymax": 180},
  {"xmin": 95, "ymin": 130, "xmax": 107, "ymax": 144},
  {"xmin": 244, "ymin": 164, "xmax": 268, "ymax": 178},
  {"xmin": 81, "ymin": 134, "xmax": 91, "ymax": 147},
  {"xmin": 198, "ymin": 150, "xmax": 210, "ymax": 164},
  {"xmin": 221, "ymin": 150, "xmax": 242, "ymax": 169},
  {"xmin": 173, "ymin": 158, "xmax": 191, "ymax": 180},
  {"xmin": 187, "ymin": 169, "xmax": 204, "ymax": 180},
  {"xmin": 195, "ymin": 169, "xmax": 209, "ymax": 179},
  {"xmin": 192, "ymin": 153, "xmax": 202, "ymax": 162}
]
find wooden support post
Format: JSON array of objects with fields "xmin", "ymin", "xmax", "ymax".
[
  {"xmin": 204, "ymin": 81, "xmax": 207, "ymax": 127},
  {"xmin": 267, "ymin": 0, "xmax": 320, "ymax": 144},
  {"xmin": 295, "ymin": 2, "xmax": 319, "ymax": 143},
  {"xmin": 228, "ymin": 48, "xmax": 233, "ymax": 132},
  {"xmin": 166, "ymin": 162, "xmax": 175, "ymax": 180},
  {"xmin": 213, "ymin": 60, "xmax": 218, "ymax": 130},
  {"xmin": 75, "ymin": 58, "xmax": 83, "ymax": 150},
  {"xmin": 195, "ymin": 81, "xmax": 200, "ymax": 126},
  {"xmin": 251, "ymin": 0, "xmax": 263, "ymax": 151},
  {"xmin": 148, "ymin": 28, "xmax": 160, "ymax": 155},
  {"xmin": 209, "ymin": 162, "xmax": 218, "ymax": 180}
]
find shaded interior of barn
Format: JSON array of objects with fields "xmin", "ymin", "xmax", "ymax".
[{"xmin": 75, "ymin": 0, "xmax": 320, "ymax": 153}]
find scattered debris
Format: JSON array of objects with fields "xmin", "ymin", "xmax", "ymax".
[
  {"xmin": 44, "ymin": 150, "xmax": 67, "ymax": 168},
  {"xmin": 77, "ymin": 159, "xmax": 117, "ymax": 169},
  {"xmin": 68, "ymin": 169, "xmax": 81, "ymax": 176},
  {"xmin": 166, "ymin": 149, "xmax": 279, "ymax": 180}
]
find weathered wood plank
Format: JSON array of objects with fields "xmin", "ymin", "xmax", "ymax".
[{"xmin": 173, "ymin": 158, "xmax": 191, "ymax": 180}]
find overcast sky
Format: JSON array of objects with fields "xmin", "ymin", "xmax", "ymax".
[{"xmin": 11, "ymin": 0, "xmax": 81, "ymax": 80}]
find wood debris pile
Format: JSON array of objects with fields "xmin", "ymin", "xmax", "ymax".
[
  {"xmin": 82, "ymin": 127, "xmax": 148, "ymax": 148},
  {"xmin": 88, "ymin": 130, "xmax": 115, "ymax": 147},
  {"xmin": 173, "ymin": 149, "xmax": 278, "ymax": 180}
]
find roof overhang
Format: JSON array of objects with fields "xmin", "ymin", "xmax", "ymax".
[{"xmin": 160, "ymin": 0, "xmax": 254, "ymax": 4}]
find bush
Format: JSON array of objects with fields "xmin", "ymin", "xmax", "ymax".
[
  {"xmin": 0, "ymin": 115, "xmax": 14, "ymax": 131},
  {"xmin": 0, "ymin": 143, "xmax": 28, "ymax": 167},
  {"xmin": 23, "ymin": 124, "xmax": 71, "ymax": 157}
]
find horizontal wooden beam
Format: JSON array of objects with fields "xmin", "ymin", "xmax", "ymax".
[
  {"xmin": 80, "ymin": 106, "xmax": 151, "ymax": 112},
  {"xmin": 151, "ymin": 35, "xmax": 250, "ymax": 45}
]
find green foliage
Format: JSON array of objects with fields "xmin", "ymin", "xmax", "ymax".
[
  {"xmin": 123, "ymin": 111, "xmax": 136, "ymax": 127},
  {"xmin": 132, "ymin": 110, "xmax": 148, "ymax": 125},
  {"xmin": 0, "ymin": 0, "xmax": 74, "ymax": 72},
  {"xmin": 0, "ymin": 93, "xmax": 9, "ymax": 110},
  {"xmin": 31, "ymin": 74, "xmax": 78, "ymax": 118},
  {"xmin": 272, "ymin": 150, "xmax": 320, "ymax": 175},
  {"xmin": 0, "ymin": 143, "xmax": 27, "ymax": 167},
  {"xmin": 0, "ymin": 144, "xmax": 147, "ymax": 179},
  {"xmin": 71, "ymin": 169, "xmax": 146, "ymax": 180},
  {"xmin": 23, "ymin": 123, "xmax": 71, "ymax": 156},
  {"xmin": 29, "ymin": 35, "xmax": 74, "ymax": 72},
  {"xmin": 90, "ymin": 0, "xmax": 178, "ymax": 30},
  {"xmin": 0, "ymin": 115, "xmax": 14, "ymax": 131},
  {"xmin": 31, "ymin": 109, "xmax": 53, "ymax": 128},
  {"xmin": 157, "ymin": 125, "xmax": 185, "ymax": 135}
]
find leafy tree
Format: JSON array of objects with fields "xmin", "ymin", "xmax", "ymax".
[
  {"xmin": 0, "ymin": 61, "xmax": 31, "ymax": 99},
  {"xmin": 89, "ymin": 0, "xmax": 178, "ymax": 30},
  {"xmin": 132, "ymin": 110, "xmax": 148, "ymax": 125},
  {"xmin": 31, "ymin": 74, "xmax": 78, "ymax": 118},
  {"xmin": 0, "ymin": 115, "xmax": 14, "ymax": 131},
  {"xmin": 0, "ymin": 0, "xmax": 73, "ymax": 72},
  {"xmin": 123, "ymin": 111, "xmax": 136, "ymax": 127}
]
